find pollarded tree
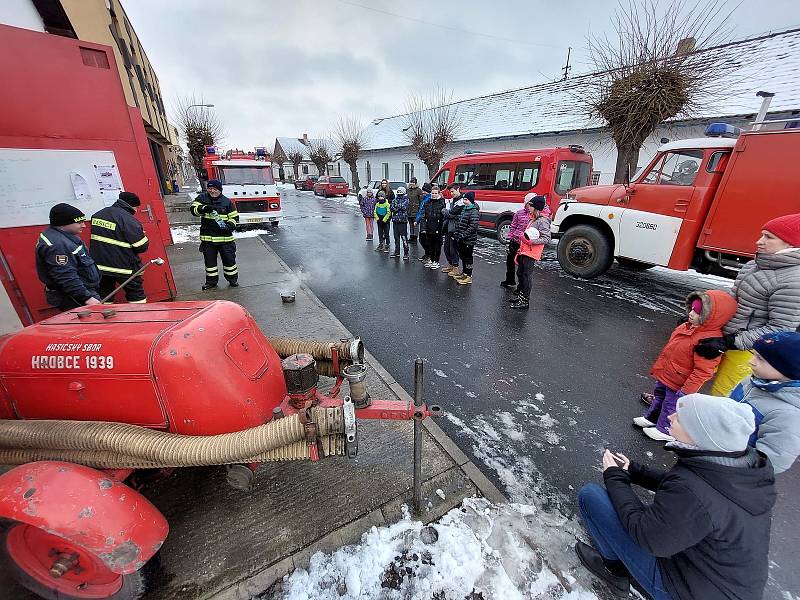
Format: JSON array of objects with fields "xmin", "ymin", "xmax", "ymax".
[
  {"xmin": 173, "ymin": 95, "xmax": 225, "ymax": 179},
  {"xmin": 287, "ymin": 150, "xmax": 304, "ymax": 180},
  {"xmin": 403, "ymin": 89, "xmax": 462, "ymax": 179},
  {"xmin": 581, "ymin": 0, "xmax": 737, "ymax": 183},
  {"xmin": 308, "ymin": 139, "xmax": 332, "ymax": 176},
  {"xmin": 334, "ymin": 117, "xmax": 365, "ymax": 191}
]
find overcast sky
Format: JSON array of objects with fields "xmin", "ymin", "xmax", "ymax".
[{"xmin": 124, "ymin": 0, "xmax": 798, "ymax": 150}]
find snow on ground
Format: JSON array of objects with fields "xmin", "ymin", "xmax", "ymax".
[
  {"xmin": 270, "ymin": 498, "xmax": 599, "ymax": 600},
  {"xmin": 170, "ymin": 224, "xmax": 266, "ymax": 244}
]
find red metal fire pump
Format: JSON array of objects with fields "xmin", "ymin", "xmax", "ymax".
[{"xmin": 0, "ymin": 301, "xmax": 440, "ymax": 600}]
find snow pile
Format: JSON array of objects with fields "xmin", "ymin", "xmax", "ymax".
[
  {"xmin": 170, "ymin": 225, "xmax": 268, "ymax": 244},
  {"xmin": 274, "ymin": 498, "xmax": 598, "ymax": 600}
]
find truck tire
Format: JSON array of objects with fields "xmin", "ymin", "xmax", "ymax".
[
  {"xmin": 616, "ymin": 257, "xmax": 655, "ymax": 270},
  {"xmin": 0, "ymin": 523, "xmax": 153, "ymax": 600},
  {"xmin": 557, "ymin": 224, "xmax": 614, "ymax": 278},
  {"xmin": 496, "ymin": 218, "xmax": 512, "ymax": 245}
]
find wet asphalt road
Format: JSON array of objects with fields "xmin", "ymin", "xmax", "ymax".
[{"xmin": 262, "ymin": 187, "xmax": 799, "ymax": 599}]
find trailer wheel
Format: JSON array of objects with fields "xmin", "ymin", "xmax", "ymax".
[
  {"xmin": 557, "ymin": 224, "xmax": 614, "ymax": 278},
  {"xmin": 271, "ymin": 221, "xmax": 279, "ymax": 228},
  {"xmin": 0, "ymin": 523, "xmax": 151, "ymax": 600},
  {"xmin": 496, "ymin": 218, "xmax": 512, "ymax": 245},
  {"xmin": 616, "ymin": 257, "xmax": 655, "ymax": 271}
]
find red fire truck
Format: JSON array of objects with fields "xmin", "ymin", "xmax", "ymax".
[
  {"xmin": 200, "ymin": 146, "xmax": 282, "ymax": 228},
  {"xmin": 431, "ymin": 146, "xmax": 593, "ymax": 243},
  {"xmin": 552, "ymin": 122, "xmax": 800, "ymax": 278}
]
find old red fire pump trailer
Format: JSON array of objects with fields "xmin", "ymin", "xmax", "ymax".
[{"xmin": 0, "ymin": 301, "xmax": 440, "ymax": 600}]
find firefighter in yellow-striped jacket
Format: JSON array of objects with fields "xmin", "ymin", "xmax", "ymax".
[
  {"xmin": 89, "ymin": 191, "xmax": 149, "ymax": 302},
  {"xmin": 190, "ymin": 179, "xmax": 239, "ymax": 290}
]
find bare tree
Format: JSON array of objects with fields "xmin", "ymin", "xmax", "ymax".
[
  {"xmin": 272, "ymin": 145, "xmax": 287, "ymax": 181},
  {"xmin": 403, "ymin": 89, "xmax": 462, "ymax": 179},
  {"xmin": 580, "ymin": 0, "xmax": 736, "ymax": 183},
  {"xmin": 308, "ymin": 139, "xmax": 332, "ymax": 176},
  {"xmin": 287, "ymin": 150, "xmax": 304, "ymax": 180},
  {"xmin": 334, "ymin": 117, "xmax": 365, "ymax": 191},
  {"xmin": 173, "ymin": 94, "xmax": 225, "ymax": 179}
]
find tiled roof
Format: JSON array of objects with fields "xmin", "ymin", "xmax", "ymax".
[{"xmin": 362, "ymin": 27, "xmax": 800, "ymax": 151}]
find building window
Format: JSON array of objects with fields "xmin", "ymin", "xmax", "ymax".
[
  {"xmin": 403, "ymin": 162, "xmax": 414, "ymax": 182},
  {"xmin": 366, "ymin": 161, "xmax": 372, "ymax": 182},
  {"xmin": 591, "ymin": 171, "xmax": 602, "ymax": 185},
  {"xmin": 382, "ymin": 163, "xmax": 389, "ymax": 179},
  {"xmin": 80, "ymin": 47, "xmax": 110, "ymax": 69},
  {"xmin": 302, "ymin": 164, "xmax": 309, "ymax": 175}
]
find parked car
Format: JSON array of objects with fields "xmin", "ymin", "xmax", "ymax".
[
  {"xmin": 357, "ymin": 180, "xmax": 406, "ymax": 201},
  {"xmin": 294, "ymin": 174, "xmax": 318, "ymax": 190},
  {"xmin": 313, "ymin": 176, "xmax": 350, "ymax": 197}
]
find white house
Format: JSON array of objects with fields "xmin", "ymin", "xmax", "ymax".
[
  {"xmin": 352, "ymin": 27, "xmax": 800, "ymax": 189},
  {"xmin": 272, "ymin": 135, "xmax": 345, "ymax": 181}
]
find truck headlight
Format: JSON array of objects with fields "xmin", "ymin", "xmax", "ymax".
[{"xmin": 269, "ymin": 203, "xmax": 279, "ymax": 209}]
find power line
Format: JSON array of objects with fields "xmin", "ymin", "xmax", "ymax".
[{"xmin": 333, "ymin": 0, "xmax": 563, "ymax": 49}]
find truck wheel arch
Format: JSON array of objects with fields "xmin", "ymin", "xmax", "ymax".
[{"xmin": 0, "ymin": 461, "xmax": 168, "ymax": 575}]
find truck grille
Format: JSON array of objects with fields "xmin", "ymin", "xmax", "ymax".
[{"xmin": 236, "ymin": 200, "xmax": 268, "ymax": 213}]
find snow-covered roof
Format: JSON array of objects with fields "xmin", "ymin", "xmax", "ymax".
[
  {"xmin": 362, "ymin": 27, "xmax": 800, "ymax": 151},
  {"xmin": 274, "ymin": 137, "xmax": 328, "ymax": 161}
]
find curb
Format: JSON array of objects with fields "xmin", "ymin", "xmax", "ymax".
[
  {"xmin": 202, "ymin": 235, "xmax": 508, "ymax": 600},
  {"xmin": 256, "ymin": 235, "xmax": 507, "ymax": 506}
]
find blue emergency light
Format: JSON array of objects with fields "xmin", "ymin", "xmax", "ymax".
[{"xmin": 705, "ymin": 123, "xmax": 742, "ymax": 138}]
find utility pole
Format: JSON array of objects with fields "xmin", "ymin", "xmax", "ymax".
[{"xmin": 562, "ymin": 47, "xmax": 572, "ymax": 80}]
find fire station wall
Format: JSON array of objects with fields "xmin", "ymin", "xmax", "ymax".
[{"xmin": 0, "ymin": 24, "xmax": 176, "ymax": 324}]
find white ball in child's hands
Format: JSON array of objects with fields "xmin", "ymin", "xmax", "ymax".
[{"xmin": 524, "ymin": 226, "xmax": 540, "ymax": 241}]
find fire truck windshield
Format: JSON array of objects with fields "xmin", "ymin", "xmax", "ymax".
[{"xmin": 219, "ymin": 166, "xmax": 274, "ymax": 186}]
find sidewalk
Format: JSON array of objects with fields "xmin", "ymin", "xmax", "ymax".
[{"xmin": 145, "ymin": 213, "xmax": 504, "ymax": 599}]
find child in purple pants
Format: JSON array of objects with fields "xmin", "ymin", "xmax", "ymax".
[{"xmin": 633, "ymin": 290, "xmax": 737, "ymax": 442}]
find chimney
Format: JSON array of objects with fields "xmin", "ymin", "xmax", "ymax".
[
  {"xmin": 302, "ymin": 133, "xmax": 309, "ymax": 145},
  {"xmin": 675, "ymin": 37, "xmax": 696, "ymax": 55}
]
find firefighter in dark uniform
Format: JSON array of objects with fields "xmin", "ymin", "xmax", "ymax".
[
  {"xmin": 35, "ymin": 203, "xmax": 101, "ymax": 310},
  {"xmin": 89, "ymin": 191, "xmax": 149, "ymax": 303},
  {"xmin": 190, "ymin": 179, "xmax": 240, "ymax": 290}
]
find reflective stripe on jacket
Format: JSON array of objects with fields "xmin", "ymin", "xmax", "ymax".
[
  {"xmin": 190, "ymin": 192, "xmax": 239, "ymax": 243},
  {"xmin": 89, "ymin": 200, "xmax": 149, "ymax": 276},
  {"xmin": 36, "ymin": 227, "xmax": 100, "ymax": 302}
]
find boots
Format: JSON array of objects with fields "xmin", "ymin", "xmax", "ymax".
[
  {"xmin": 442, "ymin": 265, "xmax": 454, "ymax": 273},
  {"xmin": 574, "ymin": 542, "xmax": 630, "ymax": 598},
  {"xmin": 202, "ymin": 282, "xmax": 218, "ymax": 291},
  {"xmin": 456, "ymin": 275, "xmax": 472, "ymax": 285},
  {"xmin": 375, "ymin": 244, "xmax": 383, "ymax": 252},
  {"xmin": 510, "ymin": 294, "xmax": 529, "ymax": 309},
  {"xmin": 448, "ymin": 269, "xmax": 462, "ymax": 278}
]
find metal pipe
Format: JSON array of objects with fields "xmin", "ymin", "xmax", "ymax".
[
  {"xmin": 752, "ymin": 91, "xmax": 774, "ymax": 131},
  {"xmin": 413, "ymin": 358, "xmax": 424, "ymax": 514},
  {"xmin": 343, "ymin": 363, "xmax": 370, "ymax": 408},
  {"xmin": 99, "ymin": 258, "xmax": 165, "ymax": 303}
]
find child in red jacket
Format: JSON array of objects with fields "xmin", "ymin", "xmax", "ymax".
[{"xmin": 634, "ymin": 290, "xmax": 737, "ymax": 441}]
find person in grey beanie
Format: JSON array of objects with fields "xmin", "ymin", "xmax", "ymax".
[{"xmin": 577, "ymin": 393, "xmax": 776, "ymax": 600}]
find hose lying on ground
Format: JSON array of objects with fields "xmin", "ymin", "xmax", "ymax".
[
  {"xmin": 0, "ymin": 407, "xmax": 344, "ymax": 467},
  {"xmin": 0, "ymin": 435, "xmax": 346, "ymax": 468},
  {"xmin": 269, "ymin": 337, "xmax": 364, "ymax": 363}
]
